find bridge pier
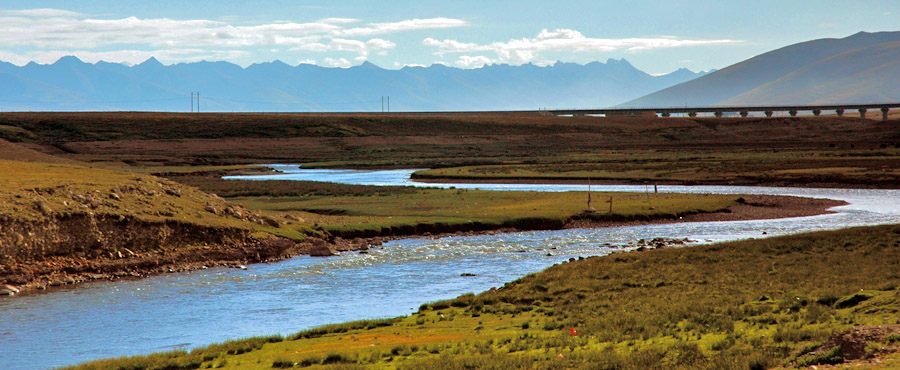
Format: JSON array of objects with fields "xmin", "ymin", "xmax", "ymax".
[
  {"xmin": 714, "ymin": 111, "xmax": 723, "ymax": 118},
  {"xmin": 688, "ymin": 112, "xmax": 697, "ymax": 118},
  {"xmin": 740, "ymin": 111, "xmax": 749, "ymax": 117},
  {"xmin": 660, "ymin": 112, "xmax": 670, "ymax": 117},
  {"xmin": 812, "ymin": 109, "xmax": 821, "ymax": 116},
  {"xmin": 765, "ymin": 111, "xmax": 773, "ymax": 117},
  {"xmin": 859, "ymin": 108, "xmax": 867, "ymax": 118},
  {"xmin": 789, "ymin": 110, "xmax": 798, "ymax": 117},
  {"xmin": 836, "ymin": 108, "xmax": 844, "ymax": 117},
  {"xmin": 883, "ymin": 107, "xmax": 890, "ymax": 121}
]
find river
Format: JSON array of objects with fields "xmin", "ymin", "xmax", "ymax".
[{"xmin": 2, "ymin": 166, "xmax": 898, "ymax": 370}]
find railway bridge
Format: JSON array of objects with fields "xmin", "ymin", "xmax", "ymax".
[{"xmin": 549, "ymin": 103, "xmax": 899, "ymax": 121}]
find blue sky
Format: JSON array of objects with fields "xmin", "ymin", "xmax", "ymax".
[{"xmin": 1, "ymin": 0, "xmax": 898, "ymax": 74}]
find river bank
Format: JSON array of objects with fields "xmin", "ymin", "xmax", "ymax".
[
  {"xmin": 0, "ymin": 193, "xmax": 844, "ymax": 297},
  {"xmin": 412, "ymin": 175, "xmax": 900, "ymax": 190},
  {"xmin": 59, "ymin": 221, "xmax": 900, "ymax": 370}
]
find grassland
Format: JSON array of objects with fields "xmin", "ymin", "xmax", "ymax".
[
  {"xmin": 411, "ymin": 148, "xmax": 900, "ymax": 188},
  {"xmin": 2, "ymin": 111, "xmax": 898, "ymax": 368},
  {"xmin": 1, "ymin": 139, "xmax": 761, "ymax": 293},
  {"xmin": 1, "ymin": 112, "xmax": 898, "ymax": 188},
  {"xmin": 63, "ymin": 223, "xmax": 900, "ymax": 369},
  {"xmin": 169, "ymin": 175, "xmax": 738, "ymax": 238}
]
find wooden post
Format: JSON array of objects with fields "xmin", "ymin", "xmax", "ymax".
[
  {"xmin": 585, "ymin": 178, "xmax": 596, "ymax": 213},
  {"xmin": 606, "ymin": 196, "xmax": 613, "ymax": 213}
]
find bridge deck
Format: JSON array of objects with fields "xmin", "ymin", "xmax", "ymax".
[{"xmin": 549, "ymin": 103, "xmax": 899, "ymax": 120}]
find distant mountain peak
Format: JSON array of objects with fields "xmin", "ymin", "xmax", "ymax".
[
  {"xmin": 355, "ymin": 61, "xmax": 381, "ymax": 70},
  {"xmin": 606, "ymin": 58, "xmax": 633, "ymax": 66},
  {"xmin": 137, "ymin": 57, "xmax": 164, "ymax": 67},
  {"xmin": 53, "ymin": 55, "xmax": 86, "ymax": 66}
]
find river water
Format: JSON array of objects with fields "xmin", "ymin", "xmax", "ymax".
[{"xmin": 3, "ymin": 166, "xmax": 899, "ymax": 370}]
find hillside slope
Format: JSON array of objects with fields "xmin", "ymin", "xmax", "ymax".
[
  {"xmin": 723, "ymin": 40, "xmax": 900, "ymax": 105},
  {"xmin": 623, "ymin": 31, "xmax": 900, "ymax": 107}
]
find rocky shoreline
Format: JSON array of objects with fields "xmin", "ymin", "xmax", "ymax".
[{"xmin": 0, "ymin": 194, "xmax": 845, "ymax": 297}]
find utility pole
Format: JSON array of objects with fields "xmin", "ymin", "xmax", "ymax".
[
  {"xmin": 387, "ymin": 96, "xmax": 390, "ymax": 112},
  {"xmin": 197, "ymin": 92, "xmax": 200, "ymax": 113}
]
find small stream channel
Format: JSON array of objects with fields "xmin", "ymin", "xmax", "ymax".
[{"xmin": 2, "ymin": 166, "xmax": 899, "ymax": 370}]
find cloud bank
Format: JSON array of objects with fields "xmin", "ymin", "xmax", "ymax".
[
  {"xmin": 425, "ymin": 28, "xmax": 740, "ymax": 68},
  {"xmin": 0, "ymin": 10, "xmax": 739, "ymax": 69},
  {"xmin": 0, "ymin": 10, "xmax": 466, "ymax": 66}
]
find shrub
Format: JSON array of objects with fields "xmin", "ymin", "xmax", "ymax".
[
  {"xmin": 886, "ymin": 333, "xmax": 900, "ymax": 343},
  {"xmin": 796, "ymin": 346, "xmax": 843, "ymax": 366},
  {"xmin": 321, "ymin": 353, "xmax": 353, "ymax": 365},
  {"xmin": 833, "ymin": 292, "xmax": 875, "ymax": 309},
  {"xmin": 430, "ymin": 301, "xmax": 451, "ymax": 310},
  {"xmin": 297, "ymin": 356, "xmax": 320, "ymax": 367},
  {"xmin": 271, "ymin": 358, "xmax": 295, "ymax": 368}
]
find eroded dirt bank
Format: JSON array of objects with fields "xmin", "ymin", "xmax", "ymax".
[{"xmin": 0, "ymin": 194, "xmax": 845, "ymax": 297}]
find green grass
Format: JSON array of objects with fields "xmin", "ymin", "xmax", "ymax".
[
  {"xmin": 182, "ymin": 176, "xmax": 735, "ymax": 237},
  {"xmin": 65, "ymin": 223, "xmax": 900, "ymax": 369},
  {"xmin": 172, "ymin": 176, "xmax": 420, "ymax": 198}
]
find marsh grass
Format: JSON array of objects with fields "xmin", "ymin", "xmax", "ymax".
[
  {"xmin": 225, "ymin": 185, "xmax": 734, "ymax": 237},
  {"xmin": 169, "ymin": 173, "xmax": 736, "ymax": 238}
]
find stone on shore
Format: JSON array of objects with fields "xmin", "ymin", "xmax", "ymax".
[
  {"xmin": 309, "ymin": 244, "xmax": 337, "ymax": 257},
  {"xmin": 0, "ymin": 284, "xmax": 19, "ymax": 296},
  {"xmin": 308, "ymin": 238, "xmax": 337, "ymax": 257}
]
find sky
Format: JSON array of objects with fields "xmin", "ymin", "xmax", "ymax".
[{"xmin": 0, "ymin": 1, "xmax": 898, "ymax": 74}]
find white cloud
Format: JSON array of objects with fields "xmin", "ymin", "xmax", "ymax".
[
  {"xmin": 423, "ymin": 38, "xmax": 486, "ymax": 53},
  {"xmin": 324, "ymin": 57, "xmax": 352, "ymax": 68},
  {"xmin": 334, "ymin": 17, "xmax": 467, "ymax": 37},
  {"xmin": 0, "ymin": 10, "xmax": 466, "ymax": 66},
  {"xmin": 319, "ymin": 18, "xmax": 361, "ymax": 24},
  {"xmin": 297, "ymin": 59, "xmax": 317, "ymax": 65},
  {"xmin": 394, "ymin": 62, "xmax": 427, "ymax": 68},
  {"xmin": 454, "ymin": 55, "xmax": 493, "ymax": 69},
  {"xmin": 0, "ymin": 15, "xmax": 340, "ymax": 49},
  {"xmin": 366, "ymin": 38, "xmax": 397, "ymax": 50},
  {"xmin": 328, "ymin": 38, "xmax": 367, "ymax": 52},
  {"xmin": 290, "ymin": 38, "xmax": 394, "ymax": 57},
  {"xmin": 426, "ymin": 28, "xmax": 740, "ymax": 65}
]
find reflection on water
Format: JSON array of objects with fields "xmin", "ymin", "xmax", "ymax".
[{"xmin": 2, "ymin": 167, "xmax": 898, "ymax": 370}]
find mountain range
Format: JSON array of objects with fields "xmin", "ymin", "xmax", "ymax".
[
  {"xmin": 624, "ymin": 31, "xmax": 900, "ymax": 107},
  {"xmin": 2, "ymin": 30, "xmax": 896, "ymax": 112},
  {"xmin": 0, "ymin": 57, "xmax": 706, "ymax": 112}
]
